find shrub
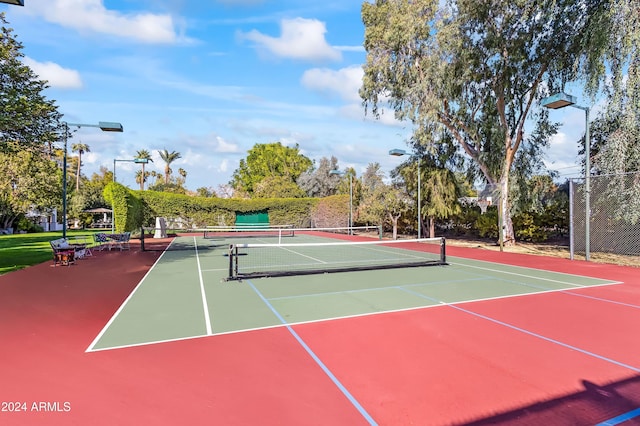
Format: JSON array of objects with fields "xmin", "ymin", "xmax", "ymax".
[
  {"xmin": 513, "ymin": 211, "xmax": 548, "ymax": 242},
  {"xmin": 475, "ymin": 206, "xmax": 498, "ymax": 239}
]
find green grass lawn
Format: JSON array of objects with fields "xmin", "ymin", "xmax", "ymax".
[{"xmin": 0, "ymin": 231, "xmax": 98, "ymax": 275}]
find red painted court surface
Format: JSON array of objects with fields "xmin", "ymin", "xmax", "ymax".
[{"xmin": 1, "ymin": 240, "xmax": 640, "ymax": 425}]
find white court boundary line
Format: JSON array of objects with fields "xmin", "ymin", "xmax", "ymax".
[
  {"xmin": 448, "ymin": 254, "xmax": 618, "ymax": 280},
  {"xmin": 195, "ymin": 236, "xmax": 213, "ymax": 335},
  {"xmin": 87, "ymin": 275, "xmax": 626, "ymax": 353},
  {"xmin": 448, "ymin": 258, "xmax": 621, "ymax": 288},
  {"xmin": 85, "ymin": 241, "xmax": 627, "ymax": 353},
  {"xmin": 85, "ymin": 239, "xmax": 174, "ymax": 353},
  {"xmin": 87, "ymin": 236, "xmax": 214, "ymax": 352}
]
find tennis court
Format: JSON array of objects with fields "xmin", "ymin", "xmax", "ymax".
[
  {"xmin": 2, "ymin": 228, "xmax": 640, "ymax": 425},
  {"xmin": 89, "ymin": 230, "xmax": 616, "ymax": 352}
]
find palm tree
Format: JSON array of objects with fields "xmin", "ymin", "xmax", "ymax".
[
  {"xmin": 71, "ymin": 142, "xmax": 90, "ymax": 191},
  {"xmin": 135, "ymin": 170, "xmax": 146, "ymax": 190},
  {"xmin": 135, "ymin": 149, "xmax": 153, "ymax": 190},
  {"xmin": 158, "ymin": 149, "xmax": 181, "ymax": 184}
]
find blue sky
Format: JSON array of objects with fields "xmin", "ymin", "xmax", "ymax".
[{"xmin": 3, "ymin": 0, "xmax": 588, "ymax": 192}]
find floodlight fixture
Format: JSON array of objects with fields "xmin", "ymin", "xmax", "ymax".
[
  {"xmin": 541, "ymin": 92, "xmax": 590, "ymax": 260},
  {"xmin": 540, "ymin": 92, "xmax": 577, "ymax": 110},
  {"xmin": 389, "ymin": 148, "xmax": 408, "ymax": 156},
  {"xmin": 60, "ymin": 121, "xmax": 123, "ymax": 238}
]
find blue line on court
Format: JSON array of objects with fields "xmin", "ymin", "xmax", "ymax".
[
  {"xmin": 596, "ymin": 407, "xmax": 640, "ymax": 425},
  {"xmin": 454, "ymin": 304, "xmax": 640, "ymax": 372},
  {"xmin": 246, "ymin": 280, "xmax": 378, "ymax": 426},
  {"xmin": 401, "ymin": 289, "xmax": 640, "ymax": 374}
]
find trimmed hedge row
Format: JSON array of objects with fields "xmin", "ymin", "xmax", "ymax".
[{"xmin": 105, "ymin": 184, "xmax": 322, "ymax": 233}]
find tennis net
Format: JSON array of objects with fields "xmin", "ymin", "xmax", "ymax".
[
  {"xmin": 140, "ymin": 225, "xmax": 384, "ymax": 251},
  {"xmin": 226, "ymin": 237, "xmax": 446, "ymax": 280},
  {"xmin": 203, "ymin": 225, "xmax": 295, "ymax": 239}
]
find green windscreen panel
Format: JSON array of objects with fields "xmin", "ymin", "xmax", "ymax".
[{"xmin": 235, "ymin": 211, "xmax": 269, "ymax": 227}]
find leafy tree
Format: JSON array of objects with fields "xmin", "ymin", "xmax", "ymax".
[
  {"xmin": 134, "ymin": 149, "xmax": 153, "ymax": 190},
  {"xmin": 158, "ymin": 149, "xmax": 181, "ymax": 184},
  {"xmin": 93, "ymin": 165, "xmax": 114, "ymax": 188},
  {"xmin": 421, "ymin": 169, "xmax": 462, "ymax": 238},
  {"xmin": 454, "ymin": 172, "xmax": 477, "ymax": 197},
  {"xmin": 511, "ymin": 174, "xmax": 560, "ymax": 215},
  {"xmin": 68, "ymin": 167, "xmax": 113, "ymax": 225},
  {"xmin": 330, "ymin": 167, "xmax": 363, "ymax": 224},
  {"xmin": 253, "ymin": 175, "xmax": 306, "ymax": 198},
  {"xmin": 579, "ymin": 0, "xmax": 638, "ymax": 108},
  {"xmin": 392, "ymin": 157, "xmax": 461, "ymax": 238},
  {"xmin": 360, "ymin": 0, "xmax": 605, "ymax": 244},
  {"xmin": 358, "ymin": 182, "xmax": 412, "ymax": 240},
  {"xmin": 71, "ymin": 142, "xmax": 89, "ymax": 191},
  {"xmin": 230, "ymin": 142, "xmax": 312, "ymax": 196},
  {"xmin": 0, "ymin": 13, "xmax": 65, "ymax": 229},
  {"xmin": 297, "ymin": 156, "xmax": 340, "ymax": 197},
  {"xmin": 147, "ymin": 181, "xmax": 187, "ymax": 194},
  {"xmin": 360, "ymin": 162, "xmax": 385, "ymax": 196},
  {"xmin": 0, "ymin": 13, "xmax": 63, "ymax": 156},
  {"xmin": 0, "ymin": 150, "xmax": 60, "ymax": 229},
  {"xmin": 196, "ymin": 187, "xmax": 216, "ymax": 198},
  {"xmin": 575, "ymin": 0, "xmax": 639, "ymax": 226}
]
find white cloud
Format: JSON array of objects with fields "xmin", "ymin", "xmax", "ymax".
[
  {"xmin": 301, "ymin": 65, "xmax": 363, "ymax": 102},
  {"xmin": 544, "ymin": 131, "xmax": 581, "ymax": 175},
  {"xmin": 22, "ymin": 0, "xmax": 184, "ymax": 44},
  {"xmin": 219, "ymin": 158, "xmax": 230, "ymax": 173},
  {"xmin": 216, "ymin": 136, "xmax": 240, "ymax": 153},
  {"xmin": 241, "ymin": 18, "xmax": 342, "ymax": 62},
  {"xmin": 22, "ymin": 57, "xmax": 83, "ymax": 89}
]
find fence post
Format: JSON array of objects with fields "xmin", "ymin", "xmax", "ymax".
[{"xmin": 569, "ymin": 179, "xmax": 574, "ymax": 260}]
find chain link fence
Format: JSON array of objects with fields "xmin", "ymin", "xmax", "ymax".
[{"xmin": 570, "ymin": 172, "xmax": 640, "ymax": 258}]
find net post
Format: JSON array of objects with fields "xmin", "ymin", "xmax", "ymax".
[
  {"xmin": 378, "ymin": 225, "xmax": 383, "ymax": 240},
  {"xmin": 440, "ymin": 237, "xmax": 446, "ymax": 264},
  {"xmin": 140, "ymin": 227, "xmax": 145, "ymax": 251},
  {"xmin": 228, "ymin": 244, "xmax": 234, "ymax": 280}
]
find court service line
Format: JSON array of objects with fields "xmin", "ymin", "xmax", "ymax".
[
  {"xmin": 246, "ymin": 279, "xmax": 378, "ymax": 426},
  {"xmin": 194, "ymin": 237, "xmax": 213, "ymax": 335},
  {"xmin": 85, "ymin": 242, "xmax": 172, "ymax": 353},
  {"xmin": 276, "ymin": 245, "xmax": 328, "ymax": 264}
]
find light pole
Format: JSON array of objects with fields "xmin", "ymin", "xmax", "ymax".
[
  {"xmin": 390, "ymin": 148, "xmax": 421, "ymax": 239},
  {"xmin": 541, "ymin": 92, "xmax": 591, "ymax": 261},
  {"xmin": 61, "ymin": 121, "xmax": 123, "ymax": 238},
  {"xmin": 112, "ymin": 158, "xmax": 148, "ymax": 232},
  {"xmin": 330, "ymin": 170, "xmax": 353, "ymax": 231}
]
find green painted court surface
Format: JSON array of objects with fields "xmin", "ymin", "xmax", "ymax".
[{"xmin": 88, "ymin": 235, "xmax": 618, "ymax": 352}]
